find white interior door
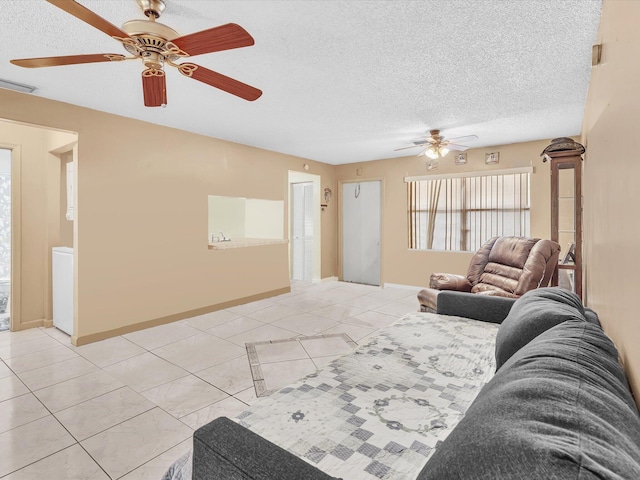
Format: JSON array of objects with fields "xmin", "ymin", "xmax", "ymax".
[
  {"xmin": 342, "ymin": 181, "xmax": 381, "ymax": 286},
  {"xmin": 291, "ymin": 182, "xmax": 314, "ymax": 281},
  {"xmin": 0, "ymin": 149, "xmax": 10, "ymax": 331}
]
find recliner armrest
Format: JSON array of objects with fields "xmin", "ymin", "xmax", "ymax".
[
  {"xmin": 429, "ymin": 273, "xmax": 472, "ymax": 292},
  {"xmin": 436, "ymin": 291, "xmax": 515, "ymax": 324}
]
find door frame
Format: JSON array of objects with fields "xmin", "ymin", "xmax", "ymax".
[
  {"xmin": 0, "ymin": 143, "xmax": 22, "ymax": 331},
  {"xmin": 338, "ymin": 177, "xmax": 384, "ymax": 285},
  {"xmin": 288, "ymin": 171, "xmax": 321, "ymax": 283}
]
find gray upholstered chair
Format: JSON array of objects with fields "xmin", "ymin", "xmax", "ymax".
[{"xmin": 418, "ymin": 236, "xmax": 561, "ymax": 312}]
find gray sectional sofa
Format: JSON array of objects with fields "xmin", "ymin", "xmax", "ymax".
[{"xmin": 186, "ymin": 288, "xmax": 640, "ymax": 479}]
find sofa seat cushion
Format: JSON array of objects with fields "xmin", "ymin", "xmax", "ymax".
[
  {"xmin": 417, "ymin": 320, "xmax": 640, "ymax": 479},
  {"xmin": 494, "ymin": 288, "xmax": 586, "ymax": 370},
  {"xmin": 470, "ymin": 282, "xmax": 517, "ymax": 297}
]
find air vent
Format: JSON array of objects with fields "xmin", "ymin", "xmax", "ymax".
[{"xmin": 0, "ymin": 78, "xmax": 37, "ymax": 94}]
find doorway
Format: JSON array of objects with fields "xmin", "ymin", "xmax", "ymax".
[
  {"xmin": 291, "ymin": 182, "xmax": 314, "ymax": 281},
  {"xmin": 288, "ymin": 171, "xmax": 321, "ymax": 283},
  {"xmin": 342, "ymin": 180, "xmax": 381, "ymax": 286},
  {"xmin": 0, "ymin": 148, "xmax": 10, "ymax": 331}
]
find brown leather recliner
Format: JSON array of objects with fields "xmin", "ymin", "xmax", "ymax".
[{"xmin": 418, "ymin": 236, "xmax": 561, "ymax": 312}]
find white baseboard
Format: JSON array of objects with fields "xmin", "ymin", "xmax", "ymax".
[{"xmin": 321, "ymin": 276, "xmax": 339, "ymax": 283}]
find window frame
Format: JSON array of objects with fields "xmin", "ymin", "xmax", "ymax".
[{"xmin": 405, "ymin": 167, "xmax": 532, "ymax": 252}]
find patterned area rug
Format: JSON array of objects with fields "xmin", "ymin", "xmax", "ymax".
[
  {"xmin": 246, "ymin": 333, "xmax": 357, "ymax": 397},
  {"xmin": 236, "ymin": 312, "xmax": 499, "ymax": 480}
]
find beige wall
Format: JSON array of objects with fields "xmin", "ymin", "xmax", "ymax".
[
  {"xmin": 581, "ymin": 0, "xmax": 640, "ymax": 404},
  {"xmin": 0, "ymin": 90, "xmax": 337, "ymax": 344},
  {"xmin": 335, "ymin": 139, "xmax": 554, "ymax": 287}
]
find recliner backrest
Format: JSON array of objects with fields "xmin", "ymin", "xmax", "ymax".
[{"xmin": 466, "ymin": 236, "xmax": 561, "ymax": 297}]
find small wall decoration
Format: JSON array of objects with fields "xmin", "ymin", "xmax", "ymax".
[
  {"xmin": 485, "ymin": 152, "xmax": 500, "ymax": 165},
  {"xmin": 427, "ymin": 159, "xmax": 438, "ymax": 171},
  {"xmin": 455, "ymin": 153, "xmax": 467, "ymax": 165}
]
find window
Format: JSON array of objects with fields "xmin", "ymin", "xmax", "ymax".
[{"xmin": 407, "ymin": 168, "xmax": 531, "ymax": 251}]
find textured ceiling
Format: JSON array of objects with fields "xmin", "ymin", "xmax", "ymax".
[{"xmin": 1, "ymin": 0, "xmax": 602, "ymax": 164}]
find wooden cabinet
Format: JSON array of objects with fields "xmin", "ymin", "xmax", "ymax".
[{"xmin": 548, "ymin": 148, "xmax": 583, "ymax": 299}]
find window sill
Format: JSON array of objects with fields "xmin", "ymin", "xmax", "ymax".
[{"xmin": 208, "ymin": 238, "xmax": 288, "ymax": 250}]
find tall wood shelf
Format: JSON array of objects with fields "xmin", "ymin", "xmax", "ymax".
[{"xmin": 548, "ymin": 148, "xmax": 583, "ymax": 299}]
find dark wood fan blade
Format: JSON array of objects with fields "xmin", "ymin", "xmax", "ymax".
[
  {"xmin": 170, "ymin": 23, "xmax": 255, "ymax": 57},
  {"xmin": 47, "ymin": 0, "xmax": 131, "ymax": 39},
  {"xmin": 178, "ymin": 63, "xmax": 262, "ymax": 101},
  {"xmin": 11, "ymin": 54, "xmax": 125, "ymax": 68},
  {"xmin": 142, "ymin": 70, "xmax": 167, "ymax": 107}
]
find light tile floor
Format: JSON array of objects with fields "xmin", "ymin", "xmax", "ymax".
[{"xmin": 0, "ymin": 281, "xmax": 420, "ymax": 479}]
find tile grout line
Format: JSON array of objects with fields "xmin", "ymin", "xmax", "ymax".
[{"xmin": 0, "ymin": 382, "xmax": 112, "ymax": 480}]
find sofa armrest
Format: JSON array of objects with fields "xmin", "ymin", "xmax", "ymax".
[
  {"xmin": 193, "ymin": 417, "xmax": 339, "ymax": 480},
  {"xmin": 436, "ymin": 291, "xmax": 515, "ymax": 324},
  {"xmin": 429, "ymin": 273, "xmax": 472, "ymax": 292}
]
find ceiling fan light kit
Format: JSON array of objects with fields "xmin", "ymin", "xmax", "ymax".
[
  {"xmin": 395, "ymin": 129, "xmax": 478, "ymax": 167},
  {"xmin": 424, "ymin": 145, "xmax": 449, "ymax": 160},
  {"xmin": 9, "ymin": 0, "xmax": 262, "ymax": 107}
]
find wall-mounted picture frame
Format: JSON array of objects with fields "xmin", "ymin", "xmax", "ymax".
[
  {"xmin": 485, "ymin": 152, "xmax": 500, "ymax": 164},
  {"xmin": 455, "ymin": 152, "xmax": 467, "ymax": 165}
]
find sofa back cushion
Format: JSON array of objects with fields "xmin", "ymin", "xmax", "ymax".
[
  {"xmin": 469, "ymin": 236, "xmax": 538, "ymax": 296},
  {"xmin": 515, "ymin": 239, "xmax": 561, "ymax": 295},
  {"xmin": 466, "ymin": 237, "xmax": 499, "ymax": 286},
  {"xmin": 494, "ymin": 287, "xmax": 585, "ymax": 370},
  {"xmin": 417, "ymin": 320, "xmax": 640, "ymax": 479}
]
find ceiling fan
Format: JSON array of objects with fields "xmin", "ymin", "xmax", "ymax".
[
  {"xmin": 395, "ymin": 129, "xmax": 478, "ymax": 162},
  {"xmin": 10, "ymin": 0, "xmax": 262, "ymax": 107}
]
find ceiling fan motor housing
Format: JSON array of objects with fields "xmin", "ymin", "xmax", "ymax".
[
  {"xmin": 121, "ymin": 19, "xmax": 181, "ymax": 68},
  {"xmin": 429, "ymin": 129, "xmax": 443, "ymax": 143}
]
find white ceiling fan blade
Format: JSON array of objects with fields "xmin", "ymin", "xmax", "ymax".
[
  {"xmin": 444, "ymin": 143, "xmax": 469, "ymax": 152},
  {"xmin": 394, "ymin": 145, "xmax": 423, "ymax": 151},
  {"xmin": 446, "ymin": 134, "xmax": 478, "ymax": 144}
]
